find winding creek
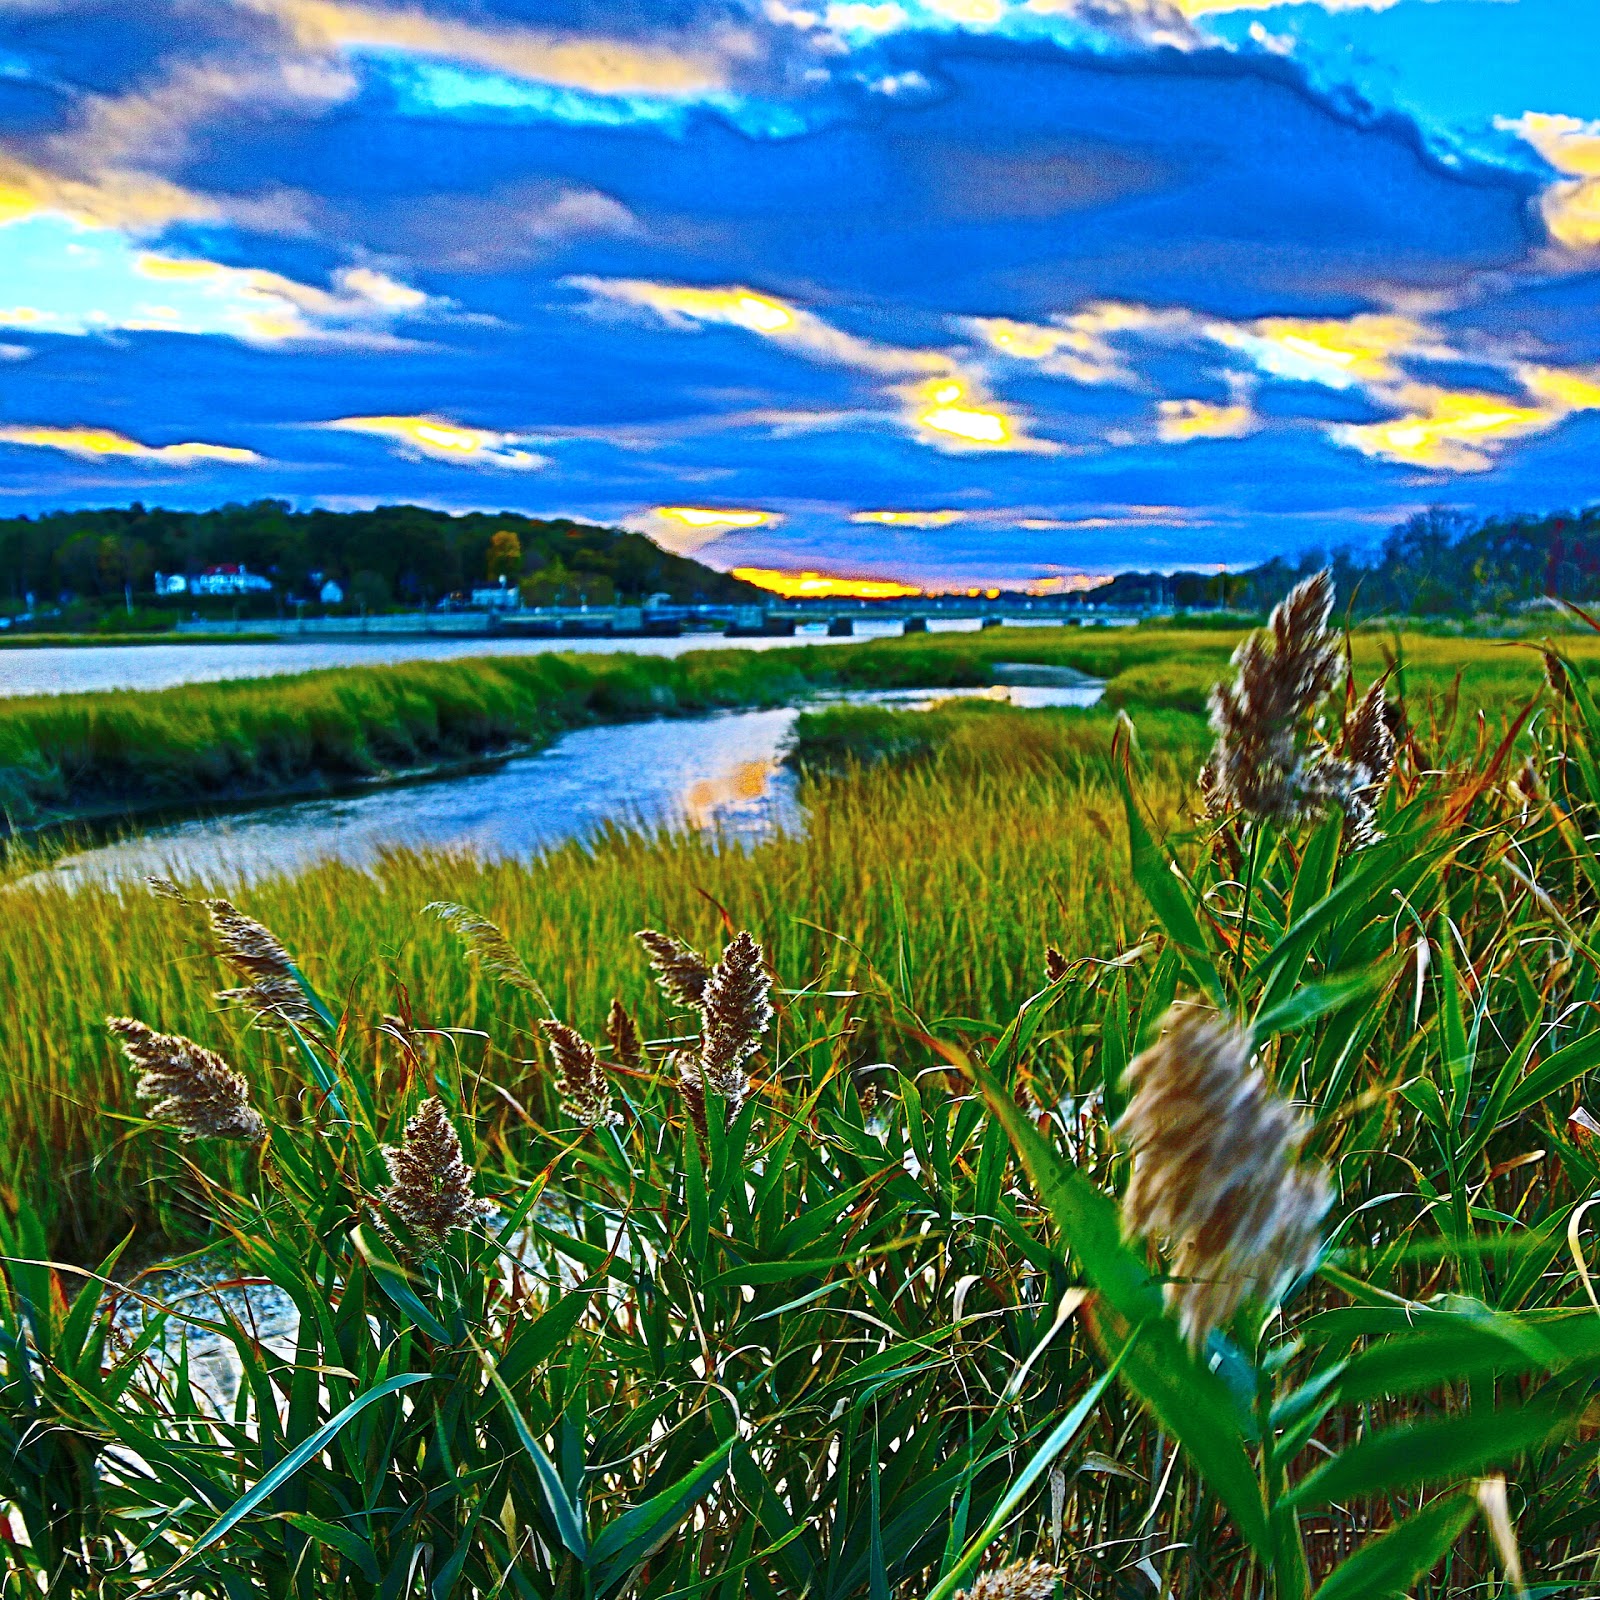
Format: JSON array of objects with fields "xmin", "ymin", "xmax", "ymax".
[{"xmin": 28, "ymin": 683, "xmax": 1102, "ymax": 889}]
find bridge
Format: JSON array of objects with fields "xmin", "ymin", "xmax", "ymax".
[{"xmin": 178, "ymin": 594, "xmax": 1170, "ymax": 641}]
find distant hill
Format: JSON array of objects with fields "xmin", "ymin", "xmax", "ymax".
[{"xmin": 0, "ymin": 500, "xmax": 768, "ymax": 617}]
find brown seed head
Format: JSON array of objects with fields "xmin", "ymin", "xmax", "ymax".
[
  {"xmin": 604, "ymin": 997, "xmax": 643, "ymax": 1069},
  {"xmin": 1344, "ymin": 680, "xmax": 1396, "ymax": 794},
  {"xmin": 427, "ymin": 902, "xmax": 543, "ymax": 995},
  {"xmin": 1206, "ymin": 570, "xmax": 1342, "ymax": 823},
  {"xmin": 203, "ymin": 899, "xmax": 297, "ymax": 983},
  {"xmin": 376, "ymin": 1096, "xmax": 493, "ymax": 1255},
  {"xmin": 1044, "ymin": 946, "xmax": 1070, "ymax": 983},
  {"xmin": 146, "ymin": 875, "xmax": 189, "ymax": 903},
  {"xmin": 635, "ymin": 929, "xmax": 712, "ymax": 1008},
  {"xmin": 1544, "ymin": 648, "xmax": 1571, "ymax": 700},
  {"xmin": 107, "ymin": 1016, "xmax": 265, "ymax": 1142},
  {"xmin": 540, "ymin": 1019, "xmax": 621, "ymax": 1129},
  {"xmin": 699, "ymin": 931, "xmax": 773, "ymax": 1108},
  {"xmin": 952, "ymin": 1560, "xmax": 1071, "ymax": 1600},
  {"xmin": 673, "ymin": 1049, "xmax": 709, "ymax": 1141},
  {"xmin": 1115, "ymin": 1007, "xmax": 1331, "ymax": 1349}
]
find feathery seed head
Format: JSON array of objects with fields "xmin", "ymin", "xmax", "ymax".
[
  {"xmin": 204, "ymin": 899, "xmax": 296, "ymax": 984},
  {"xmin": 1044, "ymin": 946, "xmax": 1070, "ymax": 983},
  {"xmin": 952, "ymin": 1560, "xmax": 1071, "ymax": 1600},
  {"xmin": 376, "ymin": 1096, "xmax": 493, "ymax": 1255},
  {"xmin": 605, "ymin": 997, "xmax": 643, "ymax": 1070},
  {"xmin": 635, "ymin": 929, "xmax": 712, "ymax": 1009},
  {"xmin": 1544, "ymin": 648, "xmax": 1571, "ymax": 700},
  {"xmin": 1205, "ymin": 569, "xmax": 1342, "ymax": 824},
  {"xmin": 427, "ymin": 902, "xmax": 543, "ymax": 995},
  {"xmin": 674, "ymin": 1049, "xmax": 709, "ymax": 1141},
  {"xmin": 146, "ymin": 875, "xmax": 189, "ymax": 903},
  {"xmin": 1115, "ymin": 1006, "xmax": 1331, "ymax": 1349},
  {"xmin": 107, "ymin": 1017, "xmax": 265, "ymax": 1143},
  {"xmin": 540, "ymin": 1019, "xmax": 622, "ymax": 1129},
  {"xmin": 1345, "ymin": 680, "xmax": 1396, "ymax": 793},
  {"xmin": 699, "ymin": 931, "xmax": 773, "ymax": 1109}
]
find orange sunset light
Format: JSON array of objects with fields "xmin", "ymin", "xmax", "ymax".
[{"xmin": 730, "ymin": 567, "xmax": 923, "ymax": 600}]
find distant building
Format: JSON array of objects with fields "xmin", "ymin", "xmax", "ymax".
[
  {"xmin": 153, "ymin": 572, "xmax": 188, "ymax": 595},
  {"xmin": 192, "ymin": 564, "xmax": 273, "ymax": 596},
  {"xmin": 469, "ymin": 577, "xmax": 519, "ymax": 611},
  {"xmin": 319, "ymin": 578, "xmax": 344, "ymax": 605}
]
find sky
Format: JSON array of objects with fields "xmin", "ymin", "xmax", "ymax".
[{"xmin": 0, "ymin": 0, "xmax": 1598, "ymax": 591}]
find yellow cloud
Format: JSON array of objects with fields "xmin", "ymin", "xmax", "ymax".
[
  {"xmin": 1503, "ymin": 112, "xmax": 1600, "ymax": 250},
  {"xmin": 0, "ymin": 152, "xmax": 215, "ymax": 232},
  {"xmin": 326, "ymin": 414, "xmax": 543, "ymax": 467},
  {"xmin": 1329, "ymin": 385, "xmax": 1553, "ymax": 472},
  {"xmin": 1214, "ymin": 313, "xmax": 1432, "ymax": 389},
  {"xmin": 251, "ymin": 0, "xmax": 731, "ymax": 96},
  {"xmin": 905, "ymin": 376, "xmax": 1016, "ymax": 446},
  {"xmin": 824, "ymin": 2, "xmax": 909, "ymax": 32},
  {"xmin": 578, "ymin": 276, "xmax": 1052, "ymax": 452},
  {"xmin": 653, "ymin": 506, "xmax": 777, "ymax": 529},
  {"xmin": 850, "ymin": 509, "xmax": 965, "ymax": 527},
  {"xmin": 731, "ymin": 567, "xmax": 922, "ymax": 599},
  {"xmin": 0, "ymin": 425, "xmax": 260, "ymax": 463},
  {"xmin": 1156, "ymin": 399, "xmax": 1256, "ymax": 443}
]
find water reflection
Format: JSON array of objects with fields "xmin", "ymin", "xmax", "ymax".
[{"xmin": 30, "ymin": 683, "xmax": 1100, "ymax": 889}]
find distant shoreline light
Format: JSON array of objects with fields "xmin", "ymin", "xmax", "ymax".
[{"xmin": 730, "ymin": 567, "xmax": 923, "ymax": 599}]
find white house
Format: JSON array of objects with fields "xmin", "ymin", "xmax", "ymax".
[
  {"xmin": 319, "ymin": 578, "xmax": 344, "ymax": 605},
  {"xmin": 469, "ymin": 577, "xmax": 519, "ymax": 611},
  {"xmin": 191, "ymin": 564, "xmax": 273, "ymax": 596},
  {"xmin": 153, "ymin": 572, "xmax": 188, "ymax": 595}
]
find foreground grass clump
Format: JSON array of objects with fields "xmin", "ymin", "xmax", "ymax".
[{"xmin": 8, "ymin": 577, "xmax": 1600, "ymax": 1594}]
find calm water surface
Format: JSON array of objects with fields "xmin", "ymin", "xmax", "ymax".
[
  {"xmin": 0, "ymin": 618, "xmax": 973, "ymax": 698},
  {"xmin": 32, "ymin": 684, "xmax": 1099, "ymax": 889}
]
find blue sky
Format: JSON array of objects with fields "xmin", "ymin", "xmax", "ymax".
[{"xmin": 0, "ymin": 0, "xmax": 1597, "ymax": 589}]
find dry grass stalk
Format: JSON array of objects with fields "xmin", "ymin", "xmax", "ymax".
[
  {"xmin": 699, "ymin": 931, "xmax": 773, "ymax": 1109},
  {"xmin": 605, "ymin": 997, "xmax": 643, "ymax": 1070},
  {"xmin": 376, "ymin": 1096, "xmax": 493, "ymax": 1254},
  {"xmin": 1205, "ymin": 569, "xmax": 1342, "ymax": 824},
  {"xmin": 107, "ymin": 1017, "xmax": 265, "ymax": 1143},
  {"xmin": 427, "ymin": 902, "xmax": 543, "ymax": 995},
  {"xmin": 952, "ymin": 1560, "xmax": 1071, "ymax": 1600},
  {"xmin": 1115, "ymin": 1006, "xmax": 1331, "ymax": 1349},
  {"xmin": 636, "ymin": 929, "xmax": 711, "ymax": 1008},
  {"xmin": 540, "ymin": 1020, "xmax": 622, "ymax": 1129}
]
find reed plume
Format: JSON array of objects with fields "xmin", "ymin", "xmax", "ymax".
[
  {"xmin": 1205, "ymin": 569, "xmax": 1342, "ymax": 824},
  {"xmin": 698, "ymin": 931, "xmax": 773, "ymax": 1109},
  {"xmin": 951, "ymin": 1560, "xmax": 1071, "ymax": 1600},
  {"xmin": 1044, "ymin": 946, "xmax": 1070, "ymax": 983},
  {"xmin": 376, "ymin": 1096, "xmax": 493, "ymax": 1254},
  {"xmin": 145, "ymin": 879, "xmax": 320, "ymax": 1028},
  {"xmin": 674, "ymin": 1050, "xmax": 709, "ymax": 1141},
  {"xmin": 540, "ymin": 1020, "xmax": 622, "ymax": 1129},
  {"xmin": 107, "ymin": 1017, "xmax": 265, "ymax": 1142},
  {"xmin": 427, "ymin": 902, "xmax": 543, "ymax": 996},
  {"xmin": 636, "ymin": 929, "xmax": 711, "ymax": 1008},
  {"xmin": 605, "ymin": 997, "xmax": 643, "ymax": 1070},
  {"xmin": 1115, "ymin": 1006, "xmax": 1331, "ymax": 1349}
]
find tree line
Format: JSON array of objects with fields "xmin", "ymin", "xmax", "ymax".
[
  {"xmin": 0, "ymin": 501, "xmax": 765, "ymax": 617},
  {"xmin": 1092, "ymin": 504, "xmax": 1600, "ymax": 619}
]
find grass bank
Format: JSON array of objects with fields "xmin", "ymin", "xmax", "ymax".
[{"xmin": 0, "ymin": 624, "xmax": 1570, "ymax": 833}]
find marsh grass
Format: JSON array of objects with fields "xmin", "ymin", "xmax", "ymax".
[{"xmin": 6, "ymin": 617, "xmax": 1600, "ymax": 1595}]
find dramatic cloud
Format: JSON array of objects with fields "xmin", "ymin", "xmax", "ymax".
[
  {"xmin": 0, "ymin": 0, "xmax": 1592, "ymax": 582},
  {"xmin": 0, "ymin": 425, "xmax": 261, "ymax": 463},
  {"xmin": 323, "ymin": 414, "xmax": 545, "ymax": 467}
]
